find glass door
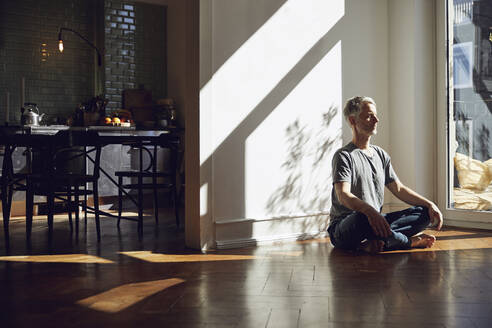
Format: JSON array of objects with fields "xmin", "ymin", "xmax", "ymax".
[{"xmin": 437, "ymin": 0, "xmax": 492, "ymax": 229}]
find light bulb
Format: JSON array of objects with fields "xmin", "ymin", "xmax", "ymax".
[{"xmin": 59, "ymin": 40, "xmax": 64, "ymax": 52}]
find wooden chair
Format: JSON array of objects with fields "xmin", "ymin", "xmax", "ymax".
[
  {"xmin": 0, "ymin": 127, "xmax": 26, "ymax": 247},
  {"xmin": 115, "ymin": 132, "xmax": 180, "ymax": 236},
  {"xmin": 25, "ymin": 130, "xmax": 102, "ymax": 241},
  {"xmin": 1, "ymin": 141, "xmax": 13, "ymax": 246}
]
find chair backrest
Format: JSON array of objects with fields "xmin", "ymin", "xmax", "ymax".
[
  {"xmin": 54, "ymin": 130, "xmax": 101, "ymax": 147},
  {"xmin": 1, "ymin": 144, "xmax": 17, "ymax": 183},
  {"xmin": 0, "ymin": 144, "xmax": 10, "ymax": 185},
  {"xmin": 126, "ymin": 132, "xmax": 180, "ymax": 173},
  {"xmin": 50, "ymin": 130, "xmax": 102, "ymax": 178},
  {"xmin": 156, "ymin": 132, "xmax": 180, "ymax": 149}
]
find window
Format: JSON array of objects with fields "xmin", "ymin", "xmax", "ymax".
[{"xmin": 448, "ymin": 0, "xmax": 492, "ymax": 214}]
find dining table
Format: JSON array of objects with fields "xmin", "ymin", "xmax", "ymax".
[{"xmin": 0, "ymin": 124, "xmax": 181, "ymax": 244}]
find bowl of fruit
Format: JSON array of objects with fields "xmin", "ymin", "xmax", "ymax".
[{"xmin": 103, "ymin": 110, "xmax": 133, "ymax": 127}]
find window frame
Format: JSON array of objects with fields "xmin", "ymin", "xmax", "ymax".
[{"xmin": 436, "ymin": 0, "xmax": 492, "ymax": 229}]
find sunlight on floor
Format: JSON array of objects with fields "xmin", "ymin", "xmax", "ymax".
[
  {"xmin": 0, "ymin": 254, "xmax": 113, "ymax": 263},
  {"xmin": 119, "ymin": 251, "xmax": 266, "ymax": 263},
  {"xmin": 383, "ymin": 230, "xmax": 492, "ymax": 253},
  {"xmin": 77, "ymin": 278, "xmax": 185, "ymax": 313},
  {"xmin": 288, "ymin": 229, "xmax": 492, "ymax": 254},
  {"xmin": 432, "ymin": 230, "xmax": 478, "ymax": 237}
]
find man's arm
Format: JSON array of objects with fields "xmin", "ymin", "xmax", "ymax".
[
  {"xmin": 386, "ymin": 180, "xmax": 443, "ymax": 230},
  {"xmin": 334, "ymin": 182, "xmax": 391, "ymax": 237}
]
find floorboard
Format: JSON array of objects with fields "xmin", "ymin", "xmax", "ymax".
[{"xmin": 1, "ymin": 212, "xmax": 492, "ymax": 328}]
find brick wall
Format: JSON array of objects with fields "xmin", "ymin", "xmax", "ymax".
[
  {"xmin": 104, "ymin": 1, "xmax": 136, "ymax": 110},
  {"xmin": 104, "ymin": 0, "xmax": 167, "ymax": 111},
  {"xmin": 135, "ymin": 3, "xmax": 167, "ymax": 103},
  {"xmin": 0, "ymin": 0, "xmax": 167, "ymax": 123},
  {"xmin": 0, "ymin": 0, "xmax": 96, "ymax": 124}
]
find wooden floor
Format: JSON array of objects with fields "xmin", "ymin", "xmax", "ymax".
[{"xmin": 1, "ymin": 211, "xmax": 492, "ymax": 328}]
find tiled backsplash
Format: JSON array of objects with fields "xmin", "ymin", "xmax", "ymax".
[
  {"xmin": 0, "ymin": 0, "xmax": 96, "ymax": 124},
  {"xmin": 0, "ymin": 0, "xmax": 167, "ymax": 124}
]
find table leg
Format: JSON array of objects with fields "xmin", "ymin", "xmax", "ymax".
[{"xmin": 2, "ymin": 146, "xmax": 14, "ymax": 245}]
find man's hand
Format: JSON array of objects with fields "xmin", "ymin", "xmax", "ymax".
[
  {"xmin": 367, "ymin": 212, "xmax": 392, "ymax": 238},
  {"xmin": 387, "ymin": 181, "xmax": 444, "ymax": 230},
  {"xmin": 334, "ymin": 181, "xmax": 392, "ymax": 238},
  {"xmin": 428, "ymin": 202, "xmax": 443, "ymax": 230}
]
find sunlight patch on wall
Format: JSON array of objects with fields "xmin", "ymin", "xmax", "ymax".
[
  {"xmin": 120, "ymin": 251, "xmax": 266, "ymax": 262},
  {"xmin": 0, "ymin": 254, "xmax": 113, "ymax": 264},
  {"xmin": 245, "ymin": 41, "xmax": 342, "ymax": 218},
  {"xmin": 200, "ymin": 182, "xmax": 209, "ymax": 216},
  {"xmin": 200, "ymin": 0, "xmax": 344, "ymax": 165},
  {"xmin": 77, "ymin": 278, "xmax": 185, "ymax": 313}
]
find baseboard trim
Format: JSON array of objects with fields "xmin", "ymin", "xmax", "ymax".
[
  {"xmin": 443, "ymin": 219, "xmax": 492, "ymax": 231},
  {"xmin": 215, "ymin": 212, "xmax": 331, "ymax": 225}
]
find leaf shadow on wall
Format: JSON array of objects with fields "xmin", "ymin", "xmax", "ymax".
[
  {"xmin": 265, "ymin": 105, "xmax": 339, "ymax": 220},
  {"xmin": 200, "ymin": 2, "xmax": 348, "ymax": 249}
]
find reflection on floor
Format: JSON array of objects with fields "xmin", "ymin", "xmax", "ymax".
[{"xmin": 1, "ymin": 211, "xmax": 492, "ymax": 328}]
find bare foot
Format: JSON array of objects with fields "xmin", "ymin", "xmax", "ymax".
[
  {"xmin": 410, "ymin": 233, "xmax": 436, "ymax": 248},
  {"xmin": 360, "ymin": 239, "xmax": 385, "ymax": 253}
]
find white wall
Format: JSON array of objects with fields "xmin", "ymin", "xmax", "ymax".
[
  {"xmin": 143, "ymin": 0, "xmax": 438, "ymax": 249},
  {"xmin": 414, "ymin": 0, "xmax": 436, "ymax": 201},
  {"xmin": 200, "ymin": 0, "xmax": 392, "ymax": 249},
  {"xmin": 140, "ymin": 0, "xmax": 201, "ymax": 249},
  {"xmin": 137, "ymin": 0, "xmax": 188, "ymax": 128},
  {"xmin": 388, "ymin": 0, "xmax": 436, "ymax": 206},
  {"xmin": 341, "ymin": 0, "xmax": 389, "ymax": 149}
]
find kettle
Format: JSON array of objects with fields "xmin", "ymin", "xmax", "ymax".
[{"xmin": 22, "ymin": 103, "xmax": 45, "ymax": 126}]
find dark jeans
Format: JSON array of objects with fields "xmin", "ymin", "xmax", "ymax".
[{"xmin": 328, "ymin": 206, "xmax": 431, "ymax": 251}]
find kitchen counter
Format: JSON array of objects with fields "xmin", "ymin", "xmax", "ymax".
[
  {"xmin": 1, "ymin": 125, "xmax": 180, "ymax": 201},
  {"xmin": 25, "ymin": 125, "xmax": 136, "ymax": 134}
]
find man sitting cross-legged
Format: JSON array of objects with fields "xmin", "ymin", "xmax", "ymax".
[{"xmin": 328, "ymin": 96, "xmax": 443, "ymax": 253}]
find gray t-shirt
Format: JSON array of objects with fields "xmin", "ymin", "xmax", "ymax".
[{"xmin": 329, "ymin": 142, "xmax": 398, "ymax": 227}]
